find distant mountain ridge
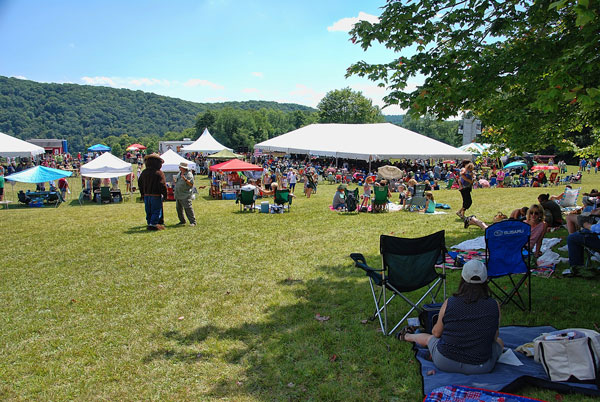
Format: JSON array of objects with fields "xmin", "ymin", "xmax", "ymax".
[{"xmin": 0, "ymin": 76, "xmax": 315, "ymax": 151}]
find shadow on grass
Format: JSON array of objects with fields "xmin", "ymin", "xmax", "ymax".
[{"xmin": 143, "ymin": 260, "xmax": 427, "ymax": 400}]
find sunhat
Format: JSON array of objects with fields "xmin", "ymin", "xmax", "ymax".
[{"xmin": 179, "ymin": 162, "xmax": 189, "ymax": 170}]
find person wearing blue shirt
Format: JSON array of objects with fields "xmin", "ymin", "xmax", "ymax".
[{"xmin": 565, "ymin": 218, "xmax": 600, "ymax": 278}]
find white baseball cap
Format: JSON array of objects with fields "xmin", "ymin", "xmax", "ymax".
[{"xmin": 461, "ymin": 260, "xmax": 488, "ymax": 284}]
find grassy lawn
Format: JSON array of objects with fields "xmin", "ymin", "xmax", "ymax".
[{"xmin": 2, "ymin": 166, "xmax": 600, "ymax": 401}]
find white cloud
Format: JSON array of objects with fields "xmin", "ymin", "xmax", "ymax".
[
  {"xmin": 81, "ymin": 76, "xmax": 118, "ymax": 87},
  {"xmin": 327, "ymin": 11, "xmax": 379, "ymax": 33},
  {"xmin": 184, "ymin": 79, "xmax": 224, "ymax": 90},
  {"xmin": 12, "ymin": 75, "xmax": 27, "ymax": 80},
  {"xmin": 242, "ymin": 88, "xmax": 260, "ymax": 94},
  {"xmin": 251, "ymin": 72, "xmax": 263, "ymax": 78},
  {"xmin": 129, "ymin": 78, "xmax": 171, "ymax": 87},
  {"xmin": 289, "ymin": 84, "xmax": 325, "ymax": 107}
]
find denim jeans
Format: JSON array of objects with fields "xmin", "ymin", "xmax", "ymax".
[
  {"xmin": 567, "ymin": 229, "xmax": 600, "ymax": 266},
  {"xmin": 144, "ymin": 195, "xmax": 163, "ymax": 226}
]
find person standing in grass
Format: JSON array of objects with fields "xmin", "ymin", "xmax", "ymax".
[
  {"xmin": 138, "ymin": 154, "xmax": 167, "ymax": 231},
  {"xmin": 456, "ymin": 162, "xmax": 474, "ymax": 219},
  {"xmin": 0, "ymin": 164, "xmax": 4, "ymax": 201},
  {"xmin": 174, "ymin": 162, "xmax": 196, "ymax": 227}
]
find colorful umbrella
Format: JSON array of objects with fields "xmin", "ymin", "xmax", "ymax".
[
  {"xmin": 442, "ymin": 160, "xmax": 456, "ymax": 164},
  {"xmin": 503, "ymin": 161, "xmax": 527, "ymax": 169},
  {"xmin": 126, "ymin": 143, "xmax": 146, "ymax": 151},
  {"xmin": 209, "ymin": 159, "xmax": 263, "ymax": 172},
  {"xmin": 5, "ymin": 165, "xmax": 72, "ymax": 183},
  {"xmin": 531, "ymin": 165, "xmax": 559, "ymax": 171},
  {"xmin": 88, "ymin": 144, "xmax": 111, "ymax": 152}
]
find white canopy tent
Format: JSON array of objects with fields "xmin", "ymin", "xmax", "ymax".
[
  {"xmin": 181, "ymin": 128, "xmax": 232, "ymax": 153},
  {"xmin": 0, "ymin": 132, "xmax": 45, "ymax": 158},
  {"xmin": 254, "ymin": 123, "xmax": 472, "ymax": 161},
  {"xmin": 160, "ymin": 149, "xmax": 197, "ymax": 172},
  {"xmin": 80, "ymin": 152, "xmax": 132, "ymax": 178}
]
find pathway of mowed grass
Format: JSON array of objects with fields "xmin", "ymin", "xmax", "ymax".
[{"xmin": 2, "ymin": 167, "xmax": 600, "ymax": 401}]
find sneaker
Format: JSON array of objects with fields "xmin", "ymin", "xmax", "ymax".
[
  {"xmin": 156, "ymin": 224, "xmax": 166, "ymax": 230},
  {"xmin": 147, "ymin": 225, "xmax": 158, "ymax": 231},
  {"xmin": 464, "ymin": 215, "xmax": 474, "ymax": 229},
  {"xmin": 189, "ymin": 223, "xmax": 196, "ymax": 227}
]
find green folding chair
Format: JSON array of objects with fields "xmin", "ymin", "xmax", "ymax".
[
  {"xmin": 274, "ymin": 189, "xmax": 292, "ymax": 212},
  {"xmin": 372, "ymin": 185, "xmax": 389, "ymax": 212},
  {"xmin": 237, "ymin": 189, "xmax": 255, "ymax": 212}
]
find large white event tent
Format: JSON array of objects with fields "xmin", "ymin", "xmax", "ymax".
[
  {"xmin": 0, "ymin": 132, "xmax": 45, "ymax": 158},
  {"xmin": 254, "ymin": 123, "xmax": 472, "ymax": 161},
  {"xmin": 160, "ymin": 149, "xmax": 197, "ymax": 172},
  {"xmin": 80, "ymin": 152, "xmax": 132, "ymax": 178},
  {"xmin": 181, "ymin": 128, "xmax": 232, "ymax": 153}
]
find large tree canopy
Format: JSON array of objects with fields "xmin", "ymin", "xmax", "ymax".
[
  {"xmin": 347, "ymin": 0, "xmax": 600, "ymax": 153},
  {"xmin": 317, "ymin": 87, "xmax": 385, "ymax": 123}
]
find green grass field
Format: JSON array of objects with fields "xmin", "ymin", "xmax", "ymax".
[{"xmin": 2, "ymin": 167, "xmax": 600, "ymax": 401}]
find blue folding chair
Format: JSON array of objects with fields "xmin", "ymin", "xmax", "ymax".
[{"xmin": 485, "ymin": 220, "xmax": 532, "ymax": 311}]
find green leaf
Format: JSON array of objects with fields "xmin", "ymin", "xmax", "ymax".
[
  {"xmin": 578, "ymin": 0, "xmax": 589, "ymax": 8},
  {"xmin": 548, "ymin": 0, "xmax": 568, "ymax": 10}
]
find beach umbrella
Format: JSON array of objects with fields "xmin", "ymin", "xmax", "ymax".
[
  {"xmin": 504, "ymin": 161, "xmax": 527, "ymax": 169},
  {"xmin": 377, "ymin": 165, "xmax": 403, "ymax": 180},
  {"xmin": 126, "ymin": 143, "xmax": 146, "ymax": 151},
  {"xmin": 531, "ymin": 165, "xmax": 559, "ymax": 171},
  {"xmin": 88, "ymin": 144, "xmax": 111, "ymax": 152},
  {"xmin": 5, "ymin": 165, "xmax": 72, "ymax": 183}
]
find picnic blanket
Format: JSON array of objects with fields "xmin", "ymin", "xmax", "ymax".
[
  {"xmin": 424, "ymin": 384, "xmax": 546, "ymax": 402},
  {"xmin": 415, "ymin": 325, "xmax": 600, "ymax": 397}
]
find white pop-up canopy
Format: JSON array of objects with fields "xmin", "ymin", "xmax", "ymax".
[
  {"xmin": 160, "ymin": 149, "xmax": 197, "ymax": 172},
  {"xmin": 0, "ymin": 132, "xmax": 45, "ymax": 158},
  {"xmin": 254, "ymin": 123, "xmax": 472, "ymax": 161},
  {"xmin": 181, "ymin": 128, "xmax": 232, "ymax": 153},
  {"xmin": 80, "ymin": 152, "xmax": 132, "ymax": 178}
]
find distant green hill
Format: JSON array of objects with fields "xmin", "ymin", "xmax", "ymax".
[{"xmin": 0, "ymin": 76, "xmax": 315, "ymax": 152}]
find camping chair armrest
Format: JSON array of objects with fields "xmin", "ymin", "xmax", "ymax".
[{"xmin": 349, "ymin": 253, "xmax": 383, "ymax": 272}]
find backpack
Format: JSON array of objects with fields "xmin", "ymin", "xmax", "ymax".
[
  {"xmin": 346, "ymin": 192, "xmax": 357, "ymax": 212},
  {"xmin": 534, "ymin": 328, "xmax": 600, "ymax": 384}
]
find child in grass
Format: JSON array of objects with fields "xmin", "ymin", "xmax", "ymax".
[{"xmin": 423, "ymin": 191, "xmax": 436, "ymax": 214}]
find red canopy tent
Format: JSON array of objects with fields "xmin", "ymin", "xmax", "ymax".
[{"xmin": 209, "ymin": 159, "xmax": 263, "ymax": 172}]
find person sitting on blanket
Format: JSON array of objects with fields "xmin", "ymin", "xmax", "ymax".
[
  {"xmin": 464, "ymin": 204, "xmax": 547, "ymax": 257},
  {"xmin": 422, "ymin": 191, "xmax": 436, "ymax": 214},
  {"xmin": 332, "ymin": 184, "xmax": 346, "ymax": 210},
  {"xmin": 399, "ymin": 260, "xmax": 504, "ymax": 375},
  {"xmin": 538, "ymin": 193, "xmax": 564, "ymax": 228},
  {"xmin": 509, "ymin": 206, "xmax": 528, "ymax": 221},
  {"xmin": 563, "ymin": 214, "xmax": 600, "ymax": 278}
]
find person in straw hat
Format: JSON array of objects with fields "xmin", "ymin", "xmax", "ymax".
[
  {"xmin": 138, "ymin": 153, "xmax": 167, "ymax": 230},
  {"xmin": 174, "ymin": 161, "xmax": 196, "ymax": 226}
]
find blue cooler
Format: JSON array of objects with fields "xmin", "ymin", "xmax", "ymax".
[{"xmin": 260, "ymin": 201, "xmax": 269, "ymax": 213}]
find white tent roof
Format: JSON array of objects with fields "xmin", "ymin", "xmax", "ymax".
[
  {"xmin": 80, "ymin": 152, "xmax": 132, "ymax": 178},
  {"xmin": 0, "ymin": 132, "xmax": 45, "ymax": 157},
  {"xmin": 254, "ymin": 123, "xmax": 472, "ymax": 161},
  {"xmin": 160, "ymin": 149, "xmax": 197, "ymax": 172},
  {"xmin": 181, "ymin": 128, "xmax": 232, "ymax": 153}
]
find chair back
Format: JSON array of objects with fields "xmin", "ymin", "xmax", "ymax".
[
  {"xmin": 380, "ymin": 231, "xmax": 445, "ymax": 292},
  {"xmin": 240, "ymin": 189, "xmax": 255, "ymax": 205},
  {"xmin": 489, "ymin": 177, "xmax": 497, "ymax": 186},
  {"xmin": 414, "ymin": 184, "xmax": 426, "ymax": 197},
  {"xmin": 373, "ymin": 186, "xmax": 388, "ymax": 205},
  {"xmin": 100, "ymin": 186, "xmax": 111, "ymax": 200},
  {"xmin": 485, "ymin": 220, "xmax": 531, "ymax": 277},
  {"xmin": 274, "ymin": 189, "xmax": 290, "ymax": 205}
]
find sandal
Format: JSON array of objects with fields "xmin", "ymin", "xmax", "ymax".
[
  {"xmin": 464, "ymin": 215, "xmax": 474, "ymax": 229},
  {"xmin": 395, "ymin": 325, "xmax": 417, "ymax": 341},
  {"xmin": 456, "ymin": 210, "xmax": 464, "ymax": 219}
]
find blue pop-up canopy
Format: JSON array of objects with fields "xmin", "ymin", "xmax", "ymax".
[
  {"xmin": 5, "ymin": 166, "xmax": 73, "ymax": 183},
  {"xmin": 88, "ymin": 144, "xmax": 111, "ymax": 152}
]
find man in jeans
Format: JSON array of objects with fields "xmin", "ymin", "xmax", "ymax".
[
  {"xmin": 174, "ymin": 162, "xmax": 196, "ymax": 227},
  {"xmin": 138, "ymin": 154, "xmax": 168, "ymax": 231}
]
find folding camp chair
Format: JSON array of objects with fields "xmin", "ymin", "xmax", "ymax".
[
  {"xmin": 97, "ymin": 186, "xmax": 112, "ymax": 204},
  {"xmin": 408, "ymin": 184, "xmax": 427, "ymax": 211},
  {"xmin": 237, "ymin": 189, "xmax": 255, "ymax": 212},
  {"xmin": 350, "ymin": 231, "xmax": 448, "ymax": 336},
  {"xmin": 274, "ymin": 189, "xmax": 292, "ymax": 211},
  {"xmin": 344, "ymin": 187, "xmax": 359, "ymax": 212},
  {"xmin": 485, "ymin": 220, "xmax": 532, "ymax": 311},
  {"xmin": 372, "ymin": 185, "xmax": 389, "ymax": 212}
]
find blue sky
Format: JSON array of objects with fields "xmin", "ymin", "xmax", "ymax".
[{"xmin": 0, "ymin": 0, "xmax": 415, "ymax": 114}]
